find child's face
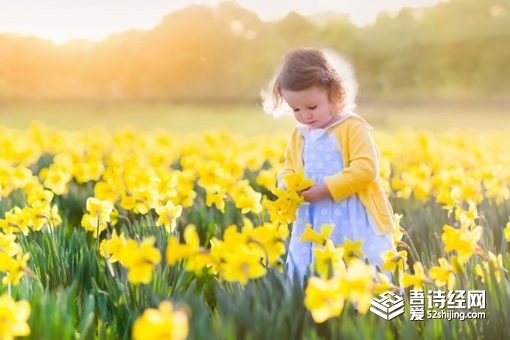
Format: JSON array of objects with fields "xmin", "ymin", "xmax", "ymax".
[{"xmin": 282, "ymin": 86, "xmax": 339, "ymax": 130}]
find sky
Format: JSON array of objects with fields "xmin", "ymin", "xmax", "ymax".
[{"xmin": 0, "ymin": 0, "xmax": 441, "ymax": 44}]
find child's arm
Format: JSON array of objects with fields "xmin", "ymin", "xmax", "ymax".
[
  {"xmin": 276, "ymin": 148, "xmax": 294, "ymax": 188},
  {"xmin": 276, "ymin": 128, "xmax": 300, "ymax": 188},
  {"xmin": 324, "ymin": 120, "xmax": 378, "ymax": 201}
]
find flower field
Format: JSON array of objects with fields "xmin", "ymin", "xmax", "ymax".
[{"xmin": 0, "ymin": 122, "xmax": 509, "ymax": 339}]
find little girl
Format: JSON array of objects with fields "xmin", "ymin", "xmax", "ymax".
[{"xmin": 263, "ymin": 48, "xmax": 395, "ymax": 281}]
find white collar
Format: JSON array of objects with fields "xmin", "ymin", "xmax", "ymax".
[{"xmin": 298, "ymin": 112, "xmax": 354, "ymax": 141}]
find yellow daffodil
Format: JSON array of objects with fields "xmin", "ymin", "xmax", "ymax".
[
  {"xmin": 436, "ymin": 186, "xmax": 463, "ymax": 214},
  {"xmin": 197, "ymin": 161, "xmax": 231, "ymax": 190},
  {"xmin": 304, "ymin": 276, "xmax": 344, "ymax": 323},
  {"xmin": 244, "ymin": 222, "xmax": 287, "ymax": 266},
  {"xmin": 166, "ymin": 225, "xmax": 213, "ymax": 274},
  {"xmin": 373, "ymin": 273, "xmax": 396, "ymax": 295},
  {"xmin": 118, "ymin": 237, "xmax": 161, "ymax": 285},
  {"xmin": 475, "ymin": 251, "xmax": 503, "ymax": 283},
  {"xmin": 205, "ymin": 186, "xmax": 226, "ymax": 213},
  {"xmin": 0, "ymin": 207, "xmax": 31, "ymax": 235},
  {"xmin": 256, "ymin": 169, "xmax": 277, "ymax": 191},
  {"xmin": 454, "ymin": 200, "xmax": 478, "ymax": 228},
  {"xmin": 27, "ymin": 187, "xmax": 54, "ymax": 207},
  {"xmin": 155, "ymin": 201, "xmax": 183, "ymax": 233},
  {"xmin": 313, "ymin": 239, "xmax": 345, "ymax": 279},
  {"xmin": 264, "ymin": 189, "xmax": 302, "ymax": 225},
  {"xmin": 27, "ymin": 202, "xmax": 62, "ymax": 231},
  {"xmin": 169, "ymin": 170, "xmax": 197, "ymax": 208},
  {"xmin": 283, "ymin": 170, "xmax": 314, "ymax": 192},
  {"xmin": 429, "ymin": 257, "xmax": 456, "ymax": 289},
  {"xmin": 270, "ymin": 170, "xmax": 313, "ymax": 226},
  {"xmin": 99, "ymin": 230, "xmax": 127, "ymax": 264},
  {"xmin": 73, "ymin": 156, "xmax": 105, "ymax": 183},
  {"xmin": 338, "ymin": 238, "xmax": 364, "ymax": 265},
  {"xmin": 120, "ymin": 188, "xmax": 156, "ymax": 215},
  {"xmin": 41, "ymin": 163, "xmax": 73, "ymax": 195},
  {"xmin": 86, "ymin": 197, "xmax": 114, "ymax": 218},
  {"xmin": 0, "ymin": 294, "xmax": 31, "ymax": 339},
  {"xmin": 0, "ymin": 252, "xmax": 30, "ymax": 285},
  {"xmin": 392, "ymin": 213, "xmax": 404, "ymax": 244},
  {"xmin": 441, "ymin": 224, "xmax": 483, "ymax": 264},
  {"xmin": 339, "ymin": 259, "xmax": 375, "ymax": 313},
  {"xmin": 166, "ymin": 236, "xmax": 195, "ymax": 266},
  {"xmin": 81, "ymin": 213, "xmax": 107, "ymax": 238},
  {"xmin": 218, "ymin": 244, "xmax": 266, "ymax": 284},
  {"xmin": 208, "ymin": 225, "xmax": 269, "ymax": 284},
  {"xmin": 0, "ymin": 233, "xmax": 22, "ymax": 257},
  {"xmin": 11, "ymin": 166, "xmax": 34, "ymax": 190},
  {"xmin": 401, "ymin": 262, "xmax": 429, "ymax": 290},
  {"xmin": 132, "ymin": 301, "xmax": 188, "ymax": 340},
  {"xmin": 155, "ymin": 170, "xmax": 178, "ymax": 204},
  {"xmin": 381, "ymin": 249, "xmax": 408, "ymax": 273},
  {"xmin": 94, "ymin": 180, "xmax": 121, "ymax": 202},
  {"xmin": 83, "ymin": 197, "xmax": 114, "ymax": 236},
  {"xmin": 230, "ymin": 180, "xmax": 263, "ymax": 214},
  {"xmin": 300, "ymin": 223, "xmax": 333, "ymax": 246}
]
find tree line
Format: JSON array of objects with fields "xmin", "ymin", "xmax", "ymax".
[{"xmin": 0, "ymin": 0, "xmax": 508, "ymax": 102}]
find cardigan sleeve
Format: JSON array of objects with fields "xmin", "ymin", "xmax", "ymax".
[
  {"xmin": 276, "ymin": 128, "xmax": 299, "ymax": 188},
  {"xmin": 324, "ymin": 120, "xmax": 378, "ymax": 201}
]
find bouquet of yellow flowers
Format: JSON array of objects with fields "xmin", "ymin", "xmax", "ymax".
[{"xmin": 265, "ymin": 170, "xmax": 314, "ymax": 225}]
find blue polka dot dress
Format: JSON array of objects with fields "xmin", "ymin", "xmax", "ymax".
[{"xmin": 286, "ymin": 123, "xmax": 395, "ymax": 281}]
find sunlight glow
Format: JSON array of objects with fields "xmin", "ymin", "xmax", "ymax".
[{"xmin": 0, "ymin": 0, "xmax": 440, "ymax": 44}]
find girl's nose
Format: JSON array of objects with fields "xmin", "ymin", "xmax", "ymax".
[{"xmin": 303, "ymin": 111, "xmax": 313, "ymax": 119}]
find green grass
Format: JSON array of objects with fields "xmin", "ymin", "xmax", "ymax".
[
  {"xmin": 0, "ymin": 100, "xmax": 509, "ymax": 135},
  {"xmin": 0, "ymin": 101, "xmax": 294, "ymax": 135}
]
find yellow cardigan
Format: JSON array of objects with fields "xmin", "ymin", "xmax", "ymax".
[{"xmin": 277, "ymin": 115, "xmax": 394, "ymax": 234}]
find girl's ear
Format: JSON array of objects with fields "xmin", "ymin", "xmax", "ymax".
[{"xmin": 333, "ymin": 99, "xmax": 344, "ymax": 113}]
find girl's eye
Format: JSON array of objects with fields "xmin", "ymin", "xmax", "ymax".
[{"xmin": 308, "ymin": 105, "xmax": 317, "ymax": 110}]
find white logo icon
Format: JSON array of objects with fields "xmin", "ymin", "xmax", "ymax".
[{"xmin": 370, "ymin": 291, "xmax": 405, "ymax": 320}]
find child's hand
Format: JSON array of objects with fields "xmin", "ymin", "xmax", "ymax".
[{"xmin": 300, "ymin": 183, "xmax": 331, "ymax": 202}]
